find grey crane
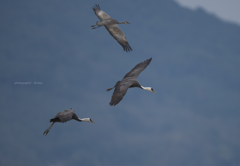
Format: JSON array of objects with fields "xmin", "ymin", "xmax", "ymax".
[
  {"xmin": 43, "ymin": 108, "xmax": 95, "ymax": 136},
  {"xmin": 107, "ymin": 58, "xmax": 156, "ymax": 106},
  {"xmin": 91, "ymin": 4, "xmax": 132, "ymax": 52}
]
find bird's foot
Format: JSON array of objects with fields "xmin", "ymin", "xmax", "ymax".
[
  {"xmin": 43, "ymin": 130, "xmax": 49, "ymax": 136},
  {"xmin": 91, "ymin": 25, "xmax": 100, "ymax": 29},
  {"xmin": 106, "ymin": 87, "xmax": 113, "ymax": 91}
]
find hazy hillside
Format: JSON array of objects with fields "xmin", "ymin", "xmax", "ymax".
[{"xmin": 0, "ymin": 0, "xmax": 240, "ymax": 166}]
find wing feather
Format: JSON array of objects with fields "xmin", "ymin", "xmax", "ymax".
[
  {"xmin": 105, "ymin": 24, "xmax": 132, "ymax": 52},
  {"xmin": 56, "ymin": 109, "xmax": 74, "ymax": 122},
  {"xmin": 109, "ymin": 80, "xmax": 132, "ymax": 106},
  {"xmin": 92, "ymin": 4, "xmax": 111, "ymax": 21},
  {"xmin": 123, "ymin": 58, "xmax": 152, "ymax": 79}
]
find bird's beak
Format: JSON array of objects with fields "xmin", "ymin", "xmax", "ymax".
[
  {"xmin": 91, "ymin": 120, "xmax": 95, "ymax": 123},
  {"xmin": 153, "ymin": 90, "xmax": 156, "ymax": 93}
]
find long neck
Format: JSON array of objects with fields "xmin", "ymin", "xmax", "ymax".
[
  {"xmin": 118, "ymin": 21, "xmax": 126, "ymax": 24},
  {"xmin": 140, "ymin": 86, "xmax": 152, "ymax": 92},
  {"xmin": 79, "ymin": 118, "xmax": 90, "ymax": 122}
]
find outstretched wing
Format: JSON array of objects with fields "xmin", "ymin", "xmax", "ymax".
[
  {"xmin": 56, "ymin": 109, "xmax": 74, "ymax": 122},
  {"xmin": 105, "ymin": 24, "xmax": 132, "ymax": 52},
  {"xmin": 123, "ymin": 58, "xmax": 152, "ymax": 79},
  {"xmin": 92, "ymin": 4, "xmax": 111, "ymax": 21}
]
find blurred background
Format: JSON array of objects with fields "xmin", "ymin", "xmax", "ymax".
[{"xmin": 1, "ymin": 0, "xmax": 240, "ymax": 166}]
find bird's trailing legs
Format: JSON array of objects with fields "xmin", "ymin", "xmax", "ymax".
[
  {"xmin": 106, "ymin": 87, "xmax": 114, "ymax": 91},
  {"xmin": 43, "ymin": 122, "xmax": 55, "ymax": 136},
  {"xmin": 107, "ymin": 81, "xmax": 120, "ymax": 91},
  {"xmin": 91, "ymin": 25, "xmax": 101, "ymax": 29},
  {"xmin": 91, "ymin": 21, "xmax": 102, "ymax": 29}
]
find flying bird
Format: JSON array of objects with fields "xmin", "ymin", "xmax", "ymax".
[
  {"xmin": 43, "ymin": 108, "xmax": 95, "ymax": 136},
  {"xmin": 91, "ymin": 4, "xmax": 132, "ymax": 52},
  {"xmin": 107, "ymin": 58, "xmax": 156, "ymax": 106}
]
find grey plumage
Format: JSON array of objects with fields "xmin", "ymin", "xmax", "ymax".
[
  {"xmin": 43, "ymin": 108, "xmax": 94, "ymax": 136},
  {"xmin": 91, "ymin": 4, "xmax": 132, "ymax": 52},
  {"xmin": 107, "ymin": 58, "xmax": 156, "ymax": 106}
]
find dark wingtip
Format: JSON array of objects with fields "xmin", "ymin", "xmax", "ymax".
[
  {"xmin": 144, "ymin": 57, "xmax": 152, "ymax": 65},
  {"xmin": 109, "ymin": 102, "xmax": 117, "ymax": 106},
  {"xmin": 92, "ymin": 4, "xmax": 100, "ymax": 10},
  {"xmin": 123, "ymin": 44, "xmax": 133, "ymax": 52}
]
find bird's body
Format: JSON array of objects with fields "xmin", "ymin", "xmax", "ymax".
[
  {"xmin": 91, "ymin": 4, "xmax": 132, "ymax": 52},
  {"xmin": 50, "ymin": 109, "xmax": 80, "ymax": 123},
  {"xmin": 43, "ymin": 108, "xmax": 94, "ymax": 136},
  {"xmin": 107, "ymin": 58, "xmax": 156, "ymax": 106}
]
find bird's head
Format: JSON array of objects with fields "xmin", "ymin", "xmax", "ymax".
[
  {"xmin": 141, "ymin": 86, "xmax": 156, "ymax": 93},
  {"xmin": 80, "ymin": 118, "xmax": 95, "ymax": 123},
  {"xmin": 87, "ymin": 118, "xmax": 95, "ymax": 123},
  {"xmin": 150, "ymin": 88, "xmax": 156, "ymax": 93},
  {"xmin": 89, "ymin": 118, "xmax": 95, "ymax": 123}
]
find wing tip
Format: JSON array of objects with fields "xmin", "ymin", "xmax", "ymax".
[
  {"xmin": 144, "ymin": 57, "xmax": 153, "ymax": 65},
  {"xmin": 109, "ymin": 102, "xmax": 116, "ymax": 106},
  {"xmin": 92, "ymin": 4, "xmax": 100, "ymax": 10},
  {"xmin": 123, "ymin": 44, "xmax": 133, "ymax": 52},
  {"xmin": 109, "ymin": 100, "xmax": 120, "ymax": 106}
]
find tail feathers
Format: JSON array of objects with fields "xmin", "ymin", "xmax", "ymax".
[{"xmin": 50, "ymin": 117, "xmax": 61, "ymax": 123}]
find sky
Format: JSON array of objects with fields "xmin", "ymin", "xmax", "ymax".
[
  {"xmin": 0, "ymin": 0, "xmax": 240, "ymax": 166},
  {"xmin": 175, "ymin": 0, "xmax": 240, "ymax": 25}
]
